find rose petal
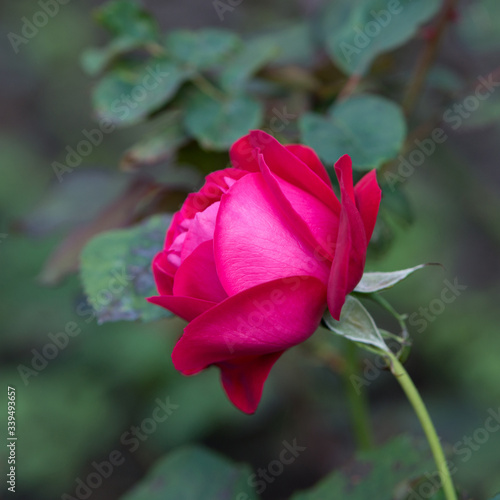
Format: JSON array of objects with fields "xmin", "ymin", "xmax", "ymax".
[
  {"xmin": 249, "ymin": 131, "xmax": 340, "ymax": 212},
  {"xmin": 230, "ymin": 131, "xmax": 340, "ymax": 213},
  {"xmin": 172, "ymin": 275, "xmax": 327, "ymax": 411},
  {"xmin": 354, "ymin": 169, "xmax": 382, "ymax": 241},
  {"xmin": 182, "ymin": 168, "xmax": 248, "ymax": 219},
  {"xmin": 152, "ymin": 251, "xmax": 174, "ymax": 295},
  {"xmin": 181, "ymin": 202, "xmax": 219, "ymax": 261},
  {"xmin": 327, "ymin": 155, "xmax": 367, "ymax": 319},
  {"xmin": 218, "ymin": 352, "xmax": 284, "ymax": 414},
  {"xmin": 258, "ymin": 154, "xmax": 339, "ymax": 260},
  {"xmin": 229, "ymin": 135, "xmax": 261, "ymax": 172},
  {"xmin": 174, "ymin": 240, "xmax": 228, "ymax": 303},
  {"xmin": 215, "ymin": 173, "xmax": 330, "ymax": 296},
  {"xmin": 286, "ymin": 144, "xmax": 332, "ymax": 187},
  {"xmin": 146, "ymin": 295, "xmax": 216, "ymax": 322}
]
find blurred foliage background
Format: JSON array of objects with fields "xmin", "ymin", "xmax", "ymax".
[{"xmin": 1, "ymin": 0, "xmax": 499, "ymax": 499}]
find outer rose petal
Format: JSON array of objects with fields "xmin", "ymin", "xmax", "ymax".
[
  {"xmin": 215, "ymin": 173, "xmax": 330, "ymax": 296},
  {"xmin": 146, "ymin": 295, "xmax": 216, "ymax": 322},
  {"xmin": 173, "ymin": 240, "xmax": 228, "ymax": 303},
  {"xmin": 327, "ymin": 155, "xmax": 367, "ymax": 319},
  {"xmin": 230, "ymin": 131, "xmax": 340, "ymax": 213},
  {"xmin": 181, "ymin": 168, "xmax": 248, "ymax": 219},
  {"xmin": 152, "ymin": 251, "xmax": 174, "ymax": 295},
  {"xmin": 229, "ymin": 135, "xmax": 261, "ymax": 172},
  {"xmin": 285, "ymin": 144, "xmax": 332, "ymax": 187},
  {"xmin": 354, "ymin": 170, "xmax": 382, "ymax": 241},
  {"xmin": 172, "ymin": 276, "xmax": 327, "ymax": 413},
  {"xmin": 219, "ymin": 352, "xmax": 284, "ymax": 414}
]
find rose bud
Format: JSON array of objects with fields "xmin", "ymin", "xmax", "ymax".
[{"xmin": 148, "ymin": 130, "xmax": 381, "ymax": 413}]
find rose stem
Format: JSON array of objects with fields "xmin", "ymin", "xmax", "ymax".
[{"xmin": 385, "ymin": 351, "xmax": 458, "ymax": 500}]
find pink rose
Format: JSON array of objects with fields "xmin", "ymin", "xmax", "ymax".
[{"xmin": 148, "ymin": 130, "xmax": 381, "ymax": 413}]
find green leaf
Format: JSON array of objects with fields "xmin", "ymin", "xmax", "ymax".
[
  {"xmin": 291, "ymin": 435, "xmax": 434, "ymax": 500},
  {"xmin": 219, "ymin": 38, "xmax": 280, "ymax": 91},
  {"xmin": 82, "ymin": 0, "xmax": 160, "ymax": 76},
  {"xmin": 300, "ymin": 94, "xmax": 406, "ymax": 169},
  {"xmin": 165, "ymin": 29, "xmax": 241, "ymax": 71},
  {"xmin": 81, "ymin": 38, "xmax": 139, "ymax": 76},
  {"xmin": 323, "ymin": 295, "xmax": 389, "ymax": 352},
  {"xmin": 92, "ymin": 58, "xmax": 188, "ymax": 126},
  {"xmin": 120, "ymin": 447, "xmax": 258, "ymax": 500},
  {"xmin": 95, "ymin": 0, "xmax": 159, "ymax": 42},
  {"xmin": 184, "ymin": 90, "xmax": 263, "ymax": 150},
  {"xmin": 120, "ymin": 118, "xmax": 189, "ymax": 170},
  {"xmin": 354, "ymin": 264, "xmax": 432, "ymax": 293},
  {"xmin": 324, "ymin": 0, "xmax": 444, "ymax": 75},
  {"xmin": 80, "ymin": 215, "xmax": 172, "ymax": 323}
]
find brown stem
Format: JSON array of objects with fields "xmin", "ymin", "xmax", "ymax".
[
  {"xmin": 337, "ymin": 74, "xmax": 362, "ymax": 101},
  {"xmin": 402, "ymin": 0, "xmax": 458, "ymax": 117}
]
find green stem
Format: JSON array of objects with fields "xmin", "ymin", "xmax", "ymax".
[
  {"xmin": 343, "ymin": 341, "xmax": 373, "ymax": 451},
  {"xmin": 386, "ymin": 351, "xmax": 457, "ymax": 500}
]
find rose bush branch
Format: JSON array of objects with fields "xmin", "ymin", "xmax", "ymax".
[{"xmin": 386, "ymin": 350, "xmax": 458, "ymax": 500}]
